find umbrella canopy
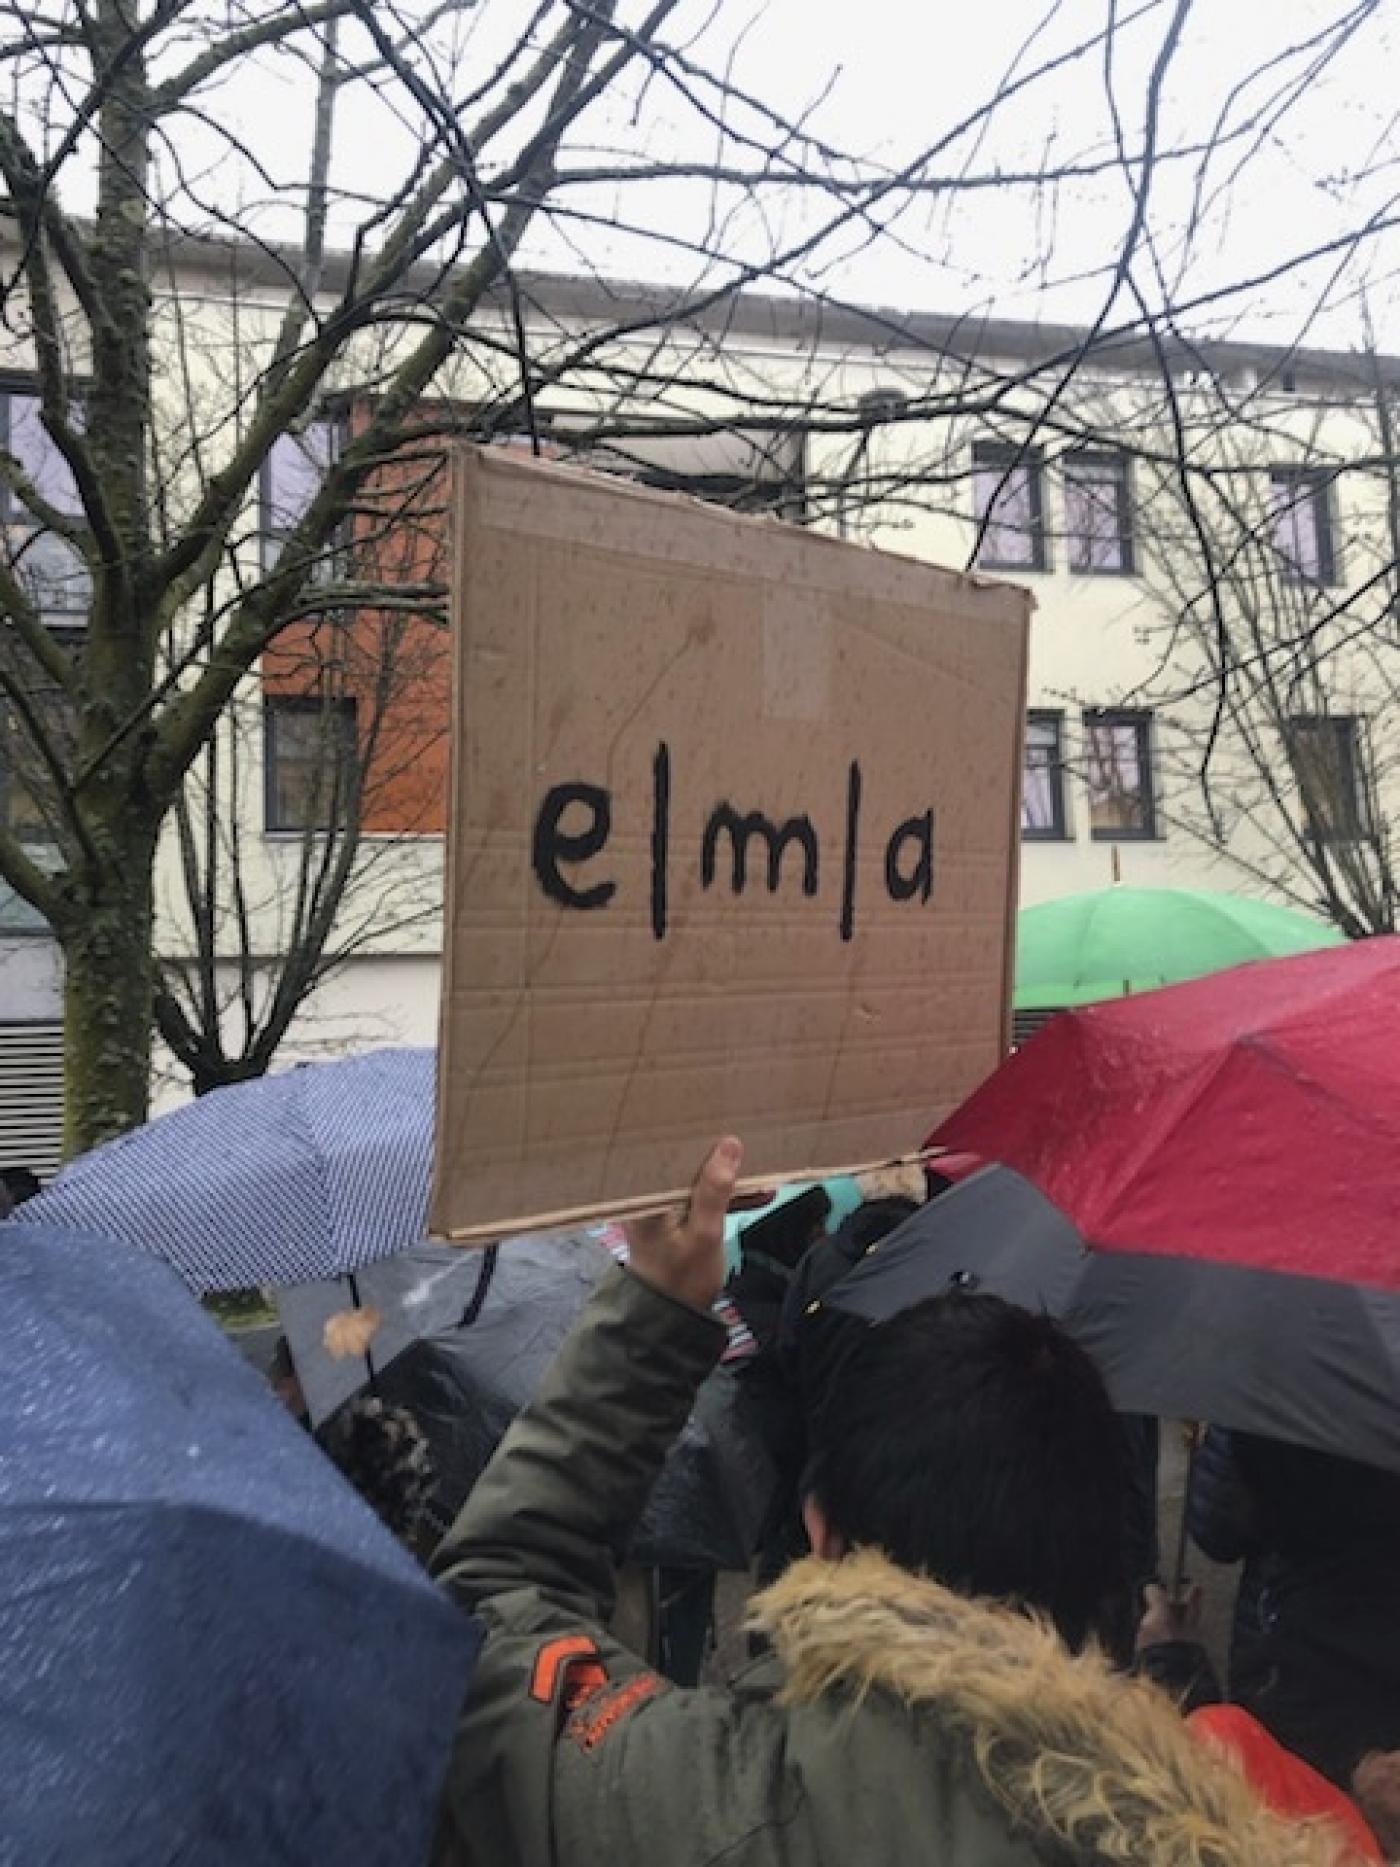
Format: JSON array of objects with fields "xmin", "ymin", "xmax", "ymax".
[
  {"xmin": 0, "ymin": 1222, "xmax": 479, "ymax": 1867},
  {"xmin": 932, "ymin": 936, "xmax": 1400, "ymax": 1293},
  {"xmin": 281, "ymin": 1233, "xmax": 776, "ymax": 1570},
  {"xmin": 1016, "ymin": 885, "xmax": 1344, "ymax": 1010},
  {"xmin": 821, "ymin": 1166, "xmax": 1400, "ymax": 1475},
  {"xmin": 279, "ymin": 1230, "xmax": 611, "ymax": 1426},
  {"xmin": 14, "ymin": 1046, "xmax": 859, "ymax": 1292},
  {"xmin": 14, "ymin": 1047, "xmax": 435, "ymax": 1290}
]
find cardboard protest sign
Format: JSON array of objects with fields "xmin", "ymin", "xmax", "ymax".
[{"xmin": 431, "ymin": 448, "xmax": 1030, "ymax": 1239}]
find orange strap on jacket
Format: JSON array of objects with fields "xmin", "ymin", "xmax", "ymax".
[{"xmin": 529, "ymin": 1635, "xmax": 601, "ymax": 1704}]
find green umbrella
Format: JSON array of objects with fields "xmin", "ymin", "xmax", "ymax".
[{"xmin": 1016, "ymin": 885, "xmax": 1346, "ymax": 1010}]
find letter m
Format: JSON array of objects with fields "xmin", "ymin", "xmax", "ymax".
[{"xmin": 701, "ymin": 805, "xmax": 819, "ymax": 897}]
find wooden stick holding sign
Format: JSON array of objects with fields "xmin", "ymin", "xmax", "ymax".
[{"xmin": 430, "ymin": 448, "xmax": 1030, "ymax": 1243}]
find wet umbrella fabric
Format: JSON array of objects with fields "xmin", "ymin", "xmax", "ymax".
[
  {"xmin": 15, "ymin": 1044, "xmax": 855, "ymax": 1303},
  {"xmin": 12, "ymin": 1047, "xmax": 436, "ymax": 1292},
  {"xmin": 931, "ymin": 936, "xmax": 1400, "ymax": 1294},
  {"xmin": 277, "ymin": 1229, "xmax": 610, "ymax": 1426},
  {"xmin": 0, "ymin": 1223, "xmax": 479, "ymax": 1867},
  {"xmin": 1015, "ymin": 884, "xmax": 1344, "ymax": 1010},
  {"xmin": 282, "ymin": 1233, "xmax": 776, "ymax": 1568},
  {"xmin": 822, "ymin": 1166, "xmax": 1400, "ymax": 1475}
]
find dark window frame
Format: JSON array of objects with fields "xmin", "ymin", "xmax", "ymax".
[
  {"xmin": 0, "ymin": 384, "xmax": 91, "ymax": 627},
  {"xmin": 1063, "ymin": 450, "xmax": 1135, "ymax": 576},
  {"xmin": 1284, "ymin": 713, "xmax": 1370, "ymax": 844},
  {"xmin": 972, "ymin": 442, "xmax": 1049, "ymax": 572},
  {"xmin": 1083, "ymin": 708, "xmax": 1158, "ymax": 842},
  {"xmin": 1269, "ymin": 466, "xmax": 1339, "ymax": 586},
  {"xmin": 263, "ymin": 693, "xmax": 359, "ymax": 835},
  {"xmin": 1022, "ymin": 709, "xmax": 1069, "ymax": 841}
]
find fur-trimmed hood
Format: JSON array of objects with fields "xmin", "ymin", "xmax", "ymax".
[{"xmin": 749, "ymin": 1552, "xmax": 1357, "ymax": 1866}]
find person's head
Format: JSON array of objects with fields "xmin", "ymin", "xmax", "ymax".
[
  {"xmin": 317, "ymin": 1394, "xmax": 436, "ymax": 1553},
  {"xmin": 1, "ymin": 1165, "xmax": 41, "ymax": 1207},
  {"xmin": 801, "ymin": 1291, "xmax": 1130, "ymax": 1650}
]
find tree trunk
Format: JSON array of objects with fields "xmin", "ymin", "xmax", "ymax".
[{"xmin": 61, "ymin": 857, "xmax": 157, "ymax": 1155}]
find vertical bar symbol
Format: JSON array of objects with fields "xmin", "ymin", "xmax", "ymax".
[
  {"xmin": 840, "ymin": 759, "xmax": 862, "ymax": 943},
  {"xmin": 651, "ymin": 740, "xmax": 671, "ymax": 941}
]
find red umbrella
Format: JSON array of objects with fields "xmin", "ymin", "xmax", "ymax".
[{"xmin": 928, "ymin": 935, "xmax": 1400, "ymax": 1293}]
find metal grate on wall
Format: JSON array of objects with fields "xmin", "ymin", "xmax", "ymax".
[{"xmin": 0, "ymin": 1022, "xmax": 64, "ymax": 1180}]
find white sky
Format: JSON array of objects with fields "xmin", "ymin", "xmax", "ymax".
[{"xmin": 17, "ymin": 0, "xmax": 1400, "ymax": 349}]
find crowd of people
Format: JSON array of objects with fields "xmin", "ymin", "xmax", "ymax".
[{"xmin": 270, "ymin": 1139, "xmax": 1400, "ymax": 1863}]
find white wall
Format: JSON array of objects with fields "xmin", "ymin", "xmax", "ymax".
[{"xmin": 149, "ymin": 951, "xmax": 442, "ymax": 1114}]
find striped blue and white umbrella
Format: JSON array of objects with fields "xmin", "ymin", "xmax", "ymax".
[{"xmin": 11, "ymin": 1048, "xmax": 436, "ymax": 1292}]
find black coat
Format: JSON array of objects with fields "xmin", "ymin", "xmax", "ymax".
[{"xmin": 1190, "ymin": 1428, "xmax": 1400, "ymax": 1786}]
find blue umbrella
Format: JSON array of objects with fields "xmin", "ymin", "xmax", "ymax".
[
  {"xmin": 0, "ymin": 1222, "xmax": 479, "ymax": 1866},
  {"xmin": 13, "ymin": 1047, "xmax": 435, "ymax": 1290}
]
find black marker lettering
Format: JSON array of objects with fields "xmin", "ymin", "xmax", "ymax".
[
  {"xmin": 701, "ymin": 805, "xmax": 819, "ymax": 897},
  {"xmin": 651, "ymin": 742, "xmax": 671, "ymax": 940},
  {"xmin": 531, "ymin": 782, "xmax": 617, "ymax": 911},
  {"xmin": 885, "ymin": 810, "xmax": 934, "ymax": 904},
  {"xmin": 840, "ymin": 760, "xmax": 862, "ymax": 942}
]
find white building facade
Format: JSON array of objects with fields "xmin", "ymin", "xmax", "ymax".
[{"xmin": 3, "ymin": 256, "xmax": 1392, "ymax": 1161}]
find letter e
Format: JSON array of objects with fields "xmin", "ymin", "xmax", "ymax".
[{"xmin": 532, "ymin": 783, "xmax": 617, "ymax": 910}]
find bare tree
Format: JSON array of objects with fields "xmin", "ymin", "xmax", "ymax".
[
  {"xmin": 1124, "ymin": 349, "xmax": 1400, "ymax": 936},
  {"xmin": 0, "ymin": 0, "xmax": 1395, "ymax": 1149}
]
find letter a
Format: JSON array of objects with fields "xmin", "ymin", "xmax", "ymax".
[{"xmin": 884, "ymin": 811, "xmax": 934, "ymax": 904}]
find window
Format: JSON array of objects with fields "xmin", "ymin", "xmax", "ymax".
[
  {"xmin": 1084, "ymin": 710, "xmax": 1156, "ymax": 839},
  {"xmin": 1022, "ymin": 711, "xmax": 1068, "ymax": 840},
  {"xmin": 264, "ymin": 695, "xmax": 358, "ymax": 833},
  {"xmin": 1, "ymin": 390, "xmax": 90, "ymax": 625},
  {"xmin": 1270, "ymin": 468, "xmax": 1337, "ymax": 584},
  {"xmin": 1284, "ymin": 715, "xmax": 1368, "ymax": 842},
  {"xmin": 260, "ymin": 417, "xmax": 347, "ymax": 581},
  {"xmin": 1064, "ymin": 452, "xmax": 1134, "ymax": 574},
  {"xmin": 972, "ymin": 443, "xmax": 1047, "ymax": 571}
]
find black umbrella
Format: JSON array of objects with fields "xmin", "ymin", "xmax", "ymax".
[
  {"xmin": 288, "ymin": 1234, "xmax": 776, "ymax": 1569},
  {"xmin": 821, "ymin": 1165, "xmax": 1400, "ymax": 1476}
]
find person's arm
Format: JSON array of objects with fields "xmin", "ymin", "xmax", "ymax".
[{"xmin": 432, "ymin": 1143, "xmax": 791, "ymax": 1867}]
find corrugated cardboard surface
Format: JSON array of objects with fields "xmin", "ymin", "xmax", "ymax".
[{"xmin": 431, "ymin": 448, "xmax": 1030, "ymax": 1239}]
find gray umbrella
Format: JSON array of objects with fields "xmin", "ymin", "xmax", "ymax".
[
  {"xmin": 823, "ymin": 1165, "xmax": 1400, "ymax": 1475},
  {"xmin": 281, "ymin": 1233, "xmax": 776, "ymax": 1569}
]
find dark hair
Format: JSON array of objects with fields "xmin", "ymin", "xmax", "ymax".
[
  {"xmin": 805, "ymin": 1292, "xmax": 1129, "ymax": 1649},
  {"xmin": 317, "ymin": 1396, "xmax": 436, "ymax": 1550}
]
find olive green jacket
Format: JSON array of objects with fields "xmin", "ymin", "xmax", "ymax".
[{"xmin": 432, "ymin": 1270, "xmax": 1340, "ymax": 1867}]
